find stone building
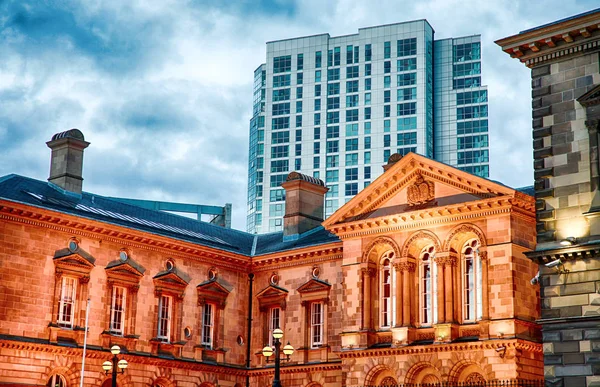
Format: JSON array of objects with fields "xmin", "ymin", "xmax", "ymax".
[
  {"xmin": 0, "ymin": 130, "xmax": 542, "ymax": 386},
  {"xmin": 496, "ymin": 8, "xmax": 600, "ymax": 387}
]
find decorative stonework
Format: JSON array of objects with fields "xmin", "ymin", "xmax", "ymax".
[{"xmin": 407, "ymin": 172, "xmax": 435, "ymax": 206}]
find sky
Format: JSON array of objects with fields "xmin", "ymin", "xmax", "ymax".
[{"xmin": 0, "ymin": 0, "xmax": 597, "ymax": 231}]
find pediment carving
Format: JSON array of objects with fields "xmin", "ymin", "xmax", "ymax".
[
  {"xmin": 256, "ymin": 284, "xmax": 288, "ymax": 311},
  {"xmin": 407, "ymin": 172, "xmax": 435, "ymax": 206}
]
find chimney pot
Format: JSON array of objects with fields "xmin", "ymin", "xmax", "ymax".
[
  {"xmin": 47, "ymin": 129, "xmax": 90, "ymax": 195},
  {"xmin": 281, "ymin": 172, "xmax": 328, "ymax": 240}
]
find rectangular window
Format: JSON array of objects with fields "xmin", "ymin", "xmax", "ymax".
[
  {"xmin": 297, "ymin": 53, "xmax": 304, "ymax": 70},
  {"xmin": 270, "ymin": 174, "xmax": 287, "ymax": 187},
  {"xmin": 397, "ymin": 132, "xmax": 417, "ymax": 146},
  {"xmin": 398, "ymin": 87, "xmax": 417, "ymax": 101},
  {"xmin": 327, "ymin": 68, "xmax": 340, "ymax": 81},
  {"xmin": 157, "ymin": 295, "xmax": 172, "ymax": 341},
  {"xmin": 315, "ymin": 51, "xmax": 322, "ymax": 68},
  {"xmin": 384, "ymin": 134, "xmax": 391, "ymax": 147},
  {"xmin": 110, "ymin": 286, "xmax": 127, "ymax": 335},
  {"xmin": 345, "ymin": 153, "xmax": 358, "ymax": 166},
  {"xmin": 384, "ymin": 61, "xmax": 391, "ymax": 74},
  {"xmin": 311, "ymin": 302, "xmax": 324, "ymax": 348},
  {"xmin": 201, "ymin": 303, "xmax": 214, "ymax": 347},
  {"xmin": 397, "ymin": 117, "xmax": 417, "ymax": 131},
  {"xmin": 384, "ymin": 149, "xmax": 391, "ymax": 162},
  {"xmin": 58, "ymin": 276, "xmax": 77, "ymax": 327},
  {"xmin": 457, "ymin": 120, "xmax": 488, "ymax": 135},
  {"xmin": 346, "ymin": 95, "xmax": 359, "ymax": 107},
  {"xmin": 315, "ymin": 99, "xmax": 321, "ymax": 111},
  {"xmin": 272, "ymin": 103, "xmax": 290, "ymax": 116},
  {"xmin": 457, "ymin": 105, "xmax": 488, "ymax": 120},
  {"xmin": 346, "ymin": 66, "xmax": 359, "ymax": 78},
  {"xmin": 454, "ymin": 42, "xmax": 481, "ymax": 62},
  {"xmin": 458, "ymin": 150, "xmax": 489, "ymax": 164},
  {"xmin": 384, "ymin": 76, "xmax": 391, "ymax": 88},
  {"xmin": 314, "ymin": 142, "xmax": 320, "ymax": 154},
  {"xmin": 272, "ymin": 88, "xmax": 290, "ymax": 101},
  {"xmin": 365, "ymin": 136, "xmax": 371, "ymax": 149},
  {"xmin": 384, "ymin": 119, "xmax": 391, "ymax": 132},
  {"xmin": 326, "ymin": 155, "xmax": 339, "ymax": 168},
  {"xmin": 454, "ymin": 62, "xmax": 481, "ymax": 77},
  {"xmin": 272, "ymin": 117, "xmax": 289, "ymax": 130},
  {"xmin": 397, "ymin": 102, "xmax": 417, "ymax": 116},
  {"xmin": 314, "ymin": 113, "xmax": 321, "ymax": 125},
  {"xmin": 273, "ymin": 75, "xmax": 291, "ymax": 88},
  {"xmin": 453, "ymin": 77, "xmax": 481, "ymax": 89},
  {"xmin": 365, "ymin": 44, "xmax": 372, "ymax": 61},
  {"xmin": 397, "ymin": 38, "xmax": 417, "ymax": 56},
  {"xmin": 365, "ymin": 92, "xmax": 371, "ymax": 105},
  {"xmin": 397, "ymin": 147, "xmax": 417, "ymax": 156},
  {"xmin": 326, "ymin": 184, "xmax": 338, "ymax": 198},
  {"xmin": 273, "ymin": 55, "xmax": 292, "ymax": 73},
  {"xmin": 397, "ymin": 57, "xmax": 417, "ymax": 71},
  {"xmin": 313, "ymin": 156, "xmax": 320, "ymax": 168},
  {"xmin": 295, "ymin": 144, "xmax": 302, "ymax": 156},
  {"xmin": 271, "ymin": 145, "xmax": 289, "ymax": 159},
  {"xmin": 364, "ymin": 166, "xmax": 371, "ymax": 179},
  {"xmin": 314, "ymin": 127, "xmax": 321, "ymax": 139},
  {"xmin": 345, "ymin": 167, "xmax": 358, "ymax": 181},
  {"xmin": 346, "ymin": 80, "xmax": 359, "ymax": 93},
  {"xmin": 345, "ymin": 123, "xmax": 358, "ymax": 136},
  {"xmin": 326, "ymin": 140, "xmax": 339, "ymax": 153},
  {"xmin": 315, "ymin": 84, "xmax": 321, "ymax": 96},
  {"xmin": 346, "ymin": 45, "xmax": 353, "ymax": 64},
  {"xmin": 327, "ymin": 83, "xmax": 340, "ymax": 95},
  {"xmin": 346, "ymin": 109, "xmax": 359, "ymax": 122},
  {"xmin": 326, "ymin": 112, "xmax": 339, "ymax": 124},
  {"xmin": 458, "ymin": 135, "xmax": 489, "ymax": 149},
  {"xmin": 457, "ymin": 90, "xmax": 488, "ymax": 105},
  {"xmin": 315, "ymin": 70, "xmax": 321, "ymax": 82},
  {"xmin": 295, "ymin": 158, "xmax": 301, "ymax": 170},
  {"xmin": 345, "ymin": 138, "xmax": 359, "ymax": 151},
  {"xmin": 397, "ymin": 72, "xmax": 416, "ymax": 86},
  {"xmin": 354, "ymin": 46, "xmax": 359, "ymax": 63},
  {"xmin": 270, "ymin": 159, "xmax": 289, "ymax": 173},
  {"xmin": 327, "ymin": 97, "xmax": 340, "ymax": 110},
  {"xmin": 334, "ymin": 46, "xmax": 340, "ymax": 66},
  {"xmin": 384, "ymin": 41, "xmax": 391, "ymax": 59},
  {"xmin": 384, "ymin": 105, "xmax": 390, "ymax": 118},
  {"xmin": 364, "ymin": 107, "xmax": 371, "ymax": 120},
  {"xmin": 365, "ymin": 78, "xmax": 371, "ymax": 91},
  {"xmin": 272, "ymin": 131, "xmax": 289, "ymax": 144},
  {"xmin": 296, "ymin": 86, "xmax": 303, "ymax": 99},
  {"xmin": 295, "ymin": 115, "xmax": 302, "ymax": 127},
  {"xmin": 297, "ymin": 73, "xmax": 303, "ymax": 85},
  {"xmin": 345, "ymin": 182, "xmax": 358, "ymax": 196},
  {"xmin": 295, "ymin": 130, "xmax": 302, "ymax": 142},
  {"xmin": 364, "ymin": 121, "xmax": 371, "ymax": 134},
  {"xmin": 296, "ymin": 101, "xmax": 303, "ymax": 113},
  {"xmin": 365, "ymin": 63, "xmax": 371, "ymax": 76},
  {"xmin": 326, "ymin": 170, "xmax": 339, "ymax": 182},
  {"xmin": 270, "ymin": 189, "xmax": 285, "ymax": 202},
  {"xmin": 268, "ymin": 307, "xmax": 281, "ymax": 347}
]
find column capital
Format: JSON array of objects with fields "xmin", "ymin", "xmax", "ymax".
[
  {"xmin": 393, "ymin": 261, "xmax": 416, "ymax": 272},
  {"xmin": 434, "ymin": 255, "xmax": 457, "ymax": 267},
  {"xmin": 361, "ymin": 267, "xmax": 375, "ymax": 277}
]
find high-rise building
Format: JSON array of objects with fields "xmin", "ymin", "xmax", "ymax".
[{"xmin": 247, "ymin": 20, "xmax": 489, "ymax": 234}]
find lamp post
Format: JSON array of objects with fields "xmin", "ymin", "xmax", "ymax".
[
  {"xmin": 102, "ymin": 345, "xmax": 128, "ymax": 387},
  {"xmin": 262, "ymin": 328, "xmax": 294, "ymax": 387}
]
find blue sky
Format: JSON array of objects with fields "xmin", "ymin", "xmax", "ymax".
[{"xmin": 0, "ymin": 0, "xmax": 597, "ymax": 230}]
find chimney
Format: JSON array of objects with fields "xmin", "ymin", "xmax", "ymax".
[
  {"xmin": 281, "ymin": 172, "xmax": 328, "ymax": 241},
  {"xmin": 383, "ymin": 153, "xmax": 403, "ymax": 172},
  {"xmin": 47, "ymin": 129, "xmax": 90, "ymax": 195}
]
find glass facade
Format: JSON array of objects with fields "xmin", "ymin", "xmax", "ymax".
[{"xmin": 247, "ymin": 22, "xmax": 489, "ymax": 234}]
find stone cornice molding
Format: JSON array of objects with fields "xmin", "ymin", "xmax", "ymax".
[
  {"xmin": 495, "ymin": 11, "xmax": 600, "ymax": 67},
  {"xmin": 248, "ymin": 361, "xmax": 342, "ymax": 376},
  {"xmin": 337, "ymin": 339, "xmax": 542, "ymax": 359},
  {"xmin": 525, "ymin": 243, "xmax": 600, "ymax": 264},
  {"xmin": 251, "ymin": 243, "xmax": 343, "ymax": 271},
  {"xmin": 328, "ymin": 197, "xmax": 534, "ymax": 239},
  {"xmin": 0, "ymin": 200, "xmax": 251, "ymax": 271},
  {"xmin": 0, "ymin": 338, "xmax": 247, "ymax": 375}
]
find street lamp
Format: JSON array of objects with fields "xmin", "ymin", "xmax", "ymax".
[
  {"xmin": 102, "ymin": 345, "xmax": 128, "ymax": 387},
  {"xmin": 262, "ymin": 328, "xmax": 294, "ymax": 387}
]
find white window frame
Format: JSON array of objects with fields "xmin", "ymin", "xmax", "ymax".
[
  {"xmin": 201, "ymin": 303, "xmax": 214, "ymax": 347},
  {"xmin": 310, "ymin": 302, "xmax": 324, "ymax": 348},
  {"xmin": 268, "ymin": 306, "xmax": 281, "ymax": 347},
  {"xmin": 47, "ymin": 374, "xmax": 66, "ymax": 387},
  {"xmin": 420, "ymin": 246, "xmax": 438, "ymax": 326},
  {"xmin": 58, "ymin": 276, "xmax": 77, "ymax": 327},
  {"xmin": 463, "ymin": 240, "xmax": 483, "ymax": 322},
  {"xmin": 380, "ymin": 259, "xmax": 393, "ymax": 328},
  {"xmin": 110, "ymin": 286, "xmax": 127, "ymax": 335},
  {"xmin": 157, "ymin": 295, "xmax": 172, "ymax": 341}
]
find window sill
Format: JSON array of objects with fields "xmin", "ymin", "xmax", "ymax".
[
  {"xmin": 150, "ymin": 338, "xmax": 185, "ymax": 358},
  {"xmin": 48, "ymin": 324, "xmax": 85, "ymax": 345},
  {"xmin": 193, "ymin": 346, "xmax": 227, "ymax": 363},
  {"xmin": 100, "ymin": 331, "xmax": 139, "ymax": 352}
]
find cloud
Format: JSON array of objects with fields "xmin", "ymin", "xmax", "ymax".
[{"xmin": 0, "ymin": 0, "xmax": 597, "ymax": 230}]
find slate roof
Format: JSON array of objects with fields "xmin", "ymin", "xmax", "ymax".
[{"xmin": 0, "ymin": 174, "xmax": 341, "ymax": 257}]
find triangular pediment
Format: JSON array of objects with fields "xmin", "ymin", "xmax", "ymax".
[
  {"xmin": 256, "ymin": 284, "xmax": 289, "ymax": 299},
  {"xmin": 53, "ymin": 247, "xmax": 95, "ymax": 272},
  {"xmin": 197, "ymin": 279, "xmax": 232, "ymax": 295},
  {"xmin": 256, "ymin": 283, "xmax": 289, "ymax": 310},
  {"xmin": 105, "ymin": 257, "xmax": 145, "ymax": 280},
  {"xmin": 153, "ymin": 268, "xmax": 190, "ymax": 295},
  {"xmin": 323, "ymin": 153, "xmax": 520, "ymax": 229},
  {"xmin": 578, "ymin": 84, "xmax": 600, "ymax": 107},
  {"xmin": 297, "ymin": 278, "xmax": 331, "ymax": 294}
]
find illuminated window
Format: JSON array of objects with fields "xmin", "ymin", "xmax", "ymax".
[
  {"xmin": 463, "ymin": 240, "xmax": 483, "ymax": 322},
  {"xmin": 420, "ymin": 246, "xmax": 438, "ymax": 325}
]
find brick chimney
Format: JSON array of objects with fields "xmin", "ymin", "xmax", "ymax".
[
  {"xmin": 281, "ymin": 172, "xmax": 328, "ymax": 240},
  {"xmin": 47, "ymin": 129, "xmax": 90, "ymax": 195}
]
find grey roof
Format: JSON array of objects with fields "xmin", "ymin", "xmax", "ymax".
[
  {"xmin": 520, "ymin": 8, "xmax": 600, "ymax": 34},
  {"xmin": 0, "ymin": 174, "xmax": 340, "ymax": 257}
]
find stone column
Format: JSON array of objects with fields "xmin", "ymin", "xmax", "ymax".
[
  {"xmin": 434, "ymin": 257, "xmax": 446, "ymax": 323},
  {"xmin": 479, "ymin": 249, "xmax": 489, "ymax": 320},
  {"xmin": 401, "ymin": 263, "xmax": 415, "ymax": 327},
  {"xmin": 444, "ymin": 257, "xmax": 456, "ymax": 323},
  {"xmin": 393, "ymin": 263, "xmax": 403, "ymax": 327},
  {"xmin": 361, "ymin": 268, "xmax": 374, "ymax": 330}
]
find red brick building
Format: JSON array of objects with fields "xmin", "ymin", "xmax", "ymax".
[{"xmin": 0, "ymin": 130, "xmax": 543, "ymax": 386}]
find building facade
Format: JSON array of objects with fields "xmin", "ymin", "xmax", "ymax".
[
  {"xmin": 496, "ymin": 8, "xmax": 600, "ymax": 387},
  {"xmin": 247, "ymin": 20, "xmax": 489, "ymax": 234},
  {"xmin": 0, "ymin": 131, "xmax": 541, "ymax": 386}
]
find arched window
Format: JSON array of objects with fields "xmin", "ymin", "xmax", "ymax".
[
  {"xmin": 380, "ymin": 251, "xmax": 395, "ymax": 328},
  {"xmin": 420, "ymin": 245, "xmax": 437, "ymax": 325},
  {"xmin": 47, "ymin": 375, "xmax": 66, "ymax": 387},
  {"xmin": 463, "ymin": 239, "xmax": 483, "ymax": 322}
]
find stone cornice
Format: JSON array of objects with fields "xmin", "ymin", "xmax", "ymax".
[
  {"xmin": 251, "ymin": 243, "xmax": 343, "ymax": 272},
  {"xmin": 0, "ymin": 200, "xmax": 251, "ymax": 272},
  {"xmin": 495, "ymin": 11, "xmax": 600, "ymax": 67},
  {"xmin": 327, "ymin": 196, "xmax": 535, "ymax": 239},
  {"xmin": 337, "ymin": 338, "xmax": 542, "ymax": 359},
  {"xmin": 248, "ymin": 361, "xmax": 342, "ymax": 376},
  {"xmin": 525, "ymin": 243, "xmax": 600, "ymax": 264},
  {"xmin": 0, "ymin": 338, "xmax": 247, "ymax": 375}
]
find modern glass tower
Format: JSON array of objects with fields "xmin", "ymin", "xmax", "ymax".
[{"xmin": 247, "ymin": 20, "xmax": 489, "ymax": 234}]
